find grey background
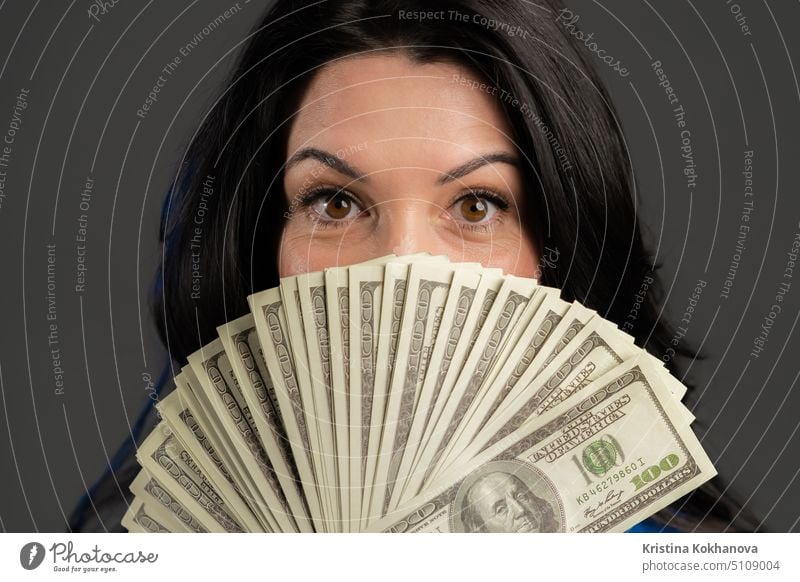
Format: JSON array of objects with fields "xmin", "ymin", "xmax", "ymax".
[{"xmin": 0, "ymin": 0, "xmax": 797, "ymax": 532}]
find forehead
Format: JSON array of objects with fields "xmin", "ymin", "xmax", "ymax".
[
  {"xmin": 286, "ymin": 53, "xmax": 513, "ymax": 155},
  {"xmin": 472, "ymin": 473, "xmax": 519, "ymax": 501}
]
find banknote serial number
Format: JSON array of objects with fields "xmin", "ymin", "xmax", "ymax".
[
  {"xmin": 575, "ymin": 453, "xmax": 681, "ymax": 504},
  {"xmin": 576, "ymin": 458, "xmax": 644, "ymax": 503}
]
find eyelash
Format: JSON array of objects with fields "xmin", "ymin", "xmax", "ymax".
[
  {"xmin": 452, "ymin": 188, "xmax": 509, "ymax": 233},
  {"xmin": 296, "ymin": 186, "xmax": 511, "ymax": 233},
  {"xmin": 296, "ymin": 186, "xmax": 362, "ymax": 230}
]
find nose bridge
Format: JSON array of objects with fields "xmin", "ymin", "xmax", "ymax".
[
  {"xmin": 379, "ymin": 198, "xmax": 438, "ymax": 256},
  {"xmin": 506, "ymin": 492, "xmax": 525, "ymax": 517}
]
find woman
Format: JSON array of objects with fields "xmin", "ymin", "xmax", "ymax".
[{"xmin": 69, "ymin": 0, "xmax": 757, "ymax": 532}]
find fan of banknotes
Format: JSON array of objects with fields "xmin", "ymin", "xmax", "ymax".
[{"xmin": 122, "ymin": 253, "xmax": 715, "ymax": 533}]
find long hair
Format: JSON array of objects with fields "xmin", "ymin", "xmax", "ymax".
[{"xmin": 137, "ymin": 0, "xmax": 757, "ymax": 532}]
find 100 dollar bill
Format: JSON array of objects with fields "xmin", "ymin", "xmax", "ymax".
[{"xmin": 370, "ymin": 356, "xmax": 715, "ymax": 533}]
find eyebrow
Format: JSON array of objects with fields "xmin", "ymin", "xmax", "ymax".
[{"xmin": 285, "ymin": 147, "xmax": 519, "ymax": 185}]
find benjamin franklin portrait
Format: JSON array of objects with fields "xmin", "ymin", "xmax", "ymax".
[{"xmin": 452, "ymin": 461, "xmax": 564, "ymax": 533}]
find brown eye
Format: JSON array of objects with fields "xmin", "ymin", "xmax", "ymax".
[
  {"xmin": 459, "ymin": 197, "xmax": 489, "ymax": 222},
  {"xmin": 306, "ymin": 188, "xmax": 363, "ymax": 223},
  {"xmin": 324, "ymin": 193, "xmax": 354, "ymax": 219},
  {"xmin": 449, "ymin": 190, "xmax": 507, "ymax": 227}
]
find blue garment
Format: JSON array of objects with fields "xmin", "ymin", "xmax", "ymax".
[{"xmin": 627, "ymin": 517, "xmax": 681, "ymax": 533}]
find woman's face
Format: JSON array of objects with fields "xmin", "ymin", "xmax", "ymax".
[{"xmin": 279, "ymin": 53, "xmax": 539, "ymax": 277}]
